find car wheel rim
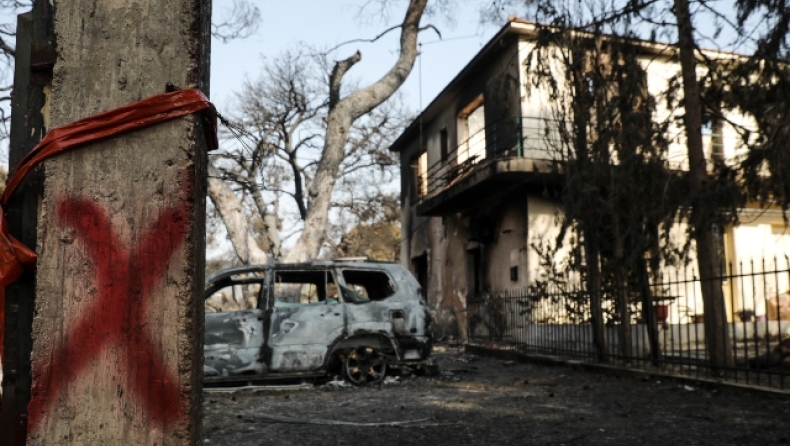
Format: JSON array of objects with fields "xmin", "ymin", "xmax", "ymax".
[{"xmin": 345, "ymin": 347, "xmax": 386, "ymax": 386}]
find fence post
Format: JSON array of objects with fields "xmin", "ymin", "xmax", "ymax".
[{"xmin": 22, "ymin": 1, "xmax": 210, "ymax": 444}]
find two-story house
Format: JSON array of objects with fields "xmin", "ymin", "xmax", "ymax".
[{"xmin": 390, "ymin": 18, "xmax": 790, "ymax": 339}]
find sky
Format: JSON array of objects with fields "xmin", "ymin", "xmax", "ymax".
[
  {"xmin": 0, "ymin": 1, "xmax": 509, "ymax": 261},
  {"xmin": 206, "ymin": 0, "xmax": 750, "ymax": 118},
  {"xmin": 0, "ymin": 1, "xmax": 752, "ymax": 259},
  {"xmin": 203, "ymin": 1, "xmax": 504, "ymax": 258},
  {"xmin": 209, "ymin": 1, "xmax": 501, "ymax": 120},
  {"xmin": 0, "ymin": 2, "xmax": 504, "ymax": 167},
  {"xmin": 0, "ymin": 0, "xmax": 751, "ymax": 167}
]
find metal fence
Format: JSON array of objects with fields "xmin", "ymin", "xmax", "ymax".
[{"xmin": 468, "ymin": 258, "xmax": 790, "ymax": 390}]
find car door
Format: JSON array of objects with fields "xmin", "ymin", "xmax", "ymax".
[
  {"xmin": 266, "ymin": 267, "xmax": 346, "ymax": 372},
  {"xmin": 338, "ymin": 268, "xmax": 406, "ymax": 340},
  {"xmin": 204, "ymin": 273, "xmax": 268, "ymax": 378}
]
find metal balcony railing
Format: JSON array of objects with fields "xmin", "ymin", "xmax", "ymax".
[
  {"xmin": 413, "ymin": 117, "xmax": 759, "ymax": 204},
  {"xmin": 415, "ymin": 116, "xmax": 563, "ymax": 202}
]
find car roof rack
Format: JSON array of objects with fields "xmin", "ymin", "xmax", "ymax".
[{"xmin": 333, "ymin": 256, "xmax": 369, "ymax": 262}]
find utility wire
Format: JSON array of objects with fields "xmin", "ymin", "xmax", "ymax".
[{"xmin": 420, "ymin": 33, "xmax": 484, "ymax": 46}]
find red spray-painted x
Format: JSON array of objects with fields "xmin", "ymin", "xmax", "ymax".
[{"xmin": 26, "ymin": 196, "xmax": 190, "ymax": 432}]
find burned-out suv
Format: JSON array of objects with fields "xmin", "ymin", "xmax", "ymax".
[{"xmin": 203, "ymin": 260, "xmax": 432, "ymax": 385}]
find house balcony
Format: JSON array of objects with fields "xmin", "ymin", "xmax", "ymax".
[
  {"xmin": 413, "ymin": 117, "xmax": 758, "ymax": 217},
  {"xmin": 415, "ymin": 116, "xmax": 565, "ymax": 216}
]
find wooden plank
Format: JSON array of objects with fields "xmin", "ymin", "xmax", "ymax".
[{"xmin": 25, "ymin": 1, "xmax": 210, "ymax": 444}]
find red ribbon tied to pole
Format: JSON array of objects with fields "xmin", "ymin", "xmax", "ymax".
[{"xmin": 0, "ymin": 88, "xmax": 216, "ymax": 363}]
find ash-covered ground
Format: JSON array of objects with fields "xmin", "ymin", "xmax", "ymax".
[{"xmin": 203, "ymin": 346, "xmax": 790, "ymax": 446}]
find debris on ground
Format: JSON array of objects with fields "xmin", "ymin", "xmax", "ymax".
[
  {"xmin": 322, "ymin": 379, "xmax": 351, "ymax": 390},
  {"xmin": 250, "ymin": 413, "xmax": 444, "ymax": 428},
  {"xmin": 204, "ymin": 349, "xmax": 790, "ymax": 446},
  {"xmin": 438, "ymin": 370, "xmax": 461, "ymax": 382}
]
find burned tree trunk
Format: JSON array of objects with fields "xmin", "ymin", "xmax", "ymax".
[
  {"xmin": 285, "ymin": 0, "xmax": 428, "ymax": 261},
  {"xmin": 208, "ymin": 164, "xmax": 271, "ymax": 265},
  {"xmin": 673, "ymin": 0, "xmax": 733, "ymax": 370},
  {"xmin": 637, "ymin": 254, "xmax": 662, "ymax": 365},
  {"xmin": 569, "ymin": 42, "xmax": 610, "ymax": 363},
  {"xmin": 585, "ymin": 233, "xmax": 610, "ymax": 362},
  {"xmin": 612, "ymin": 226, "xmax": 633, "ymax": 360}
]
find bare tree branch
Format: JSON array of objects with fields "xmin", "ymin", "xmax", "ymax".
[
  {"xmin": 324, "ymin": 25, "xmax": 402, "ymax": 56},
  {"xmin": 212, "ymin": 0, "xmax": 261, "ymax": 43},
  {"xmin": 329, "ymin": 51, "xmax": 362, "ymax": 110},
  {"xmin": 207, "ymin": 164, "xmax": 270, "ymax": 265},
  {"xmin": 286, "ymin": 0, "xmax": 429, "ymax": 262},
  {"xmin": 0, "ymin": 36, "xmax": 13, "ymax": 57}
]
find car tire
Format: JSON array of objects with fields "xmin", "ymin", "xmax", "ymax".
[{"xmin": 342, "ymin": 346, "xmax": 387, "ymax": 386}]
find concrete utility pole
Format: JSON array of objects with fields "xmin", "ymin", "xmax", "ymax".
[{"xmin": 9, "ymin": 1, "xmax": 211, "ymax": 444}]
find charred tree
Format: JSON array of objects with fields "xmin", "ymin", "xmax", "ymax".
[
  {"xmin": 285, "ymin": 0, "xmax": 429, "ymax": 261},
  {"xmin": 673, "ymin": 0, "xmax": 733, "ymax": 370}
]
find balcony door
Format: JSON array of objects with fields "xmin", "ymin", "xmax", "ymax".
[{"xmin": 459, "ymin": 96, "xmax": 486, "ymax": 166}]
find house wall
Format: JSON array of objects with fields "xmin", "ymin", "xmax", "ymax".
[
  {"xmin": 518, "ymin": 39, "xmax": 566, "ymax": 159},
  {"xmin": 399, "ymin": 38, "xmax": 524, "ymax": 340},
  {"xmin": 630, "ymin": 213, "xmax": 790, "ymax": 325},
  {"xmin": 484, "ymin": 193, "xmax": 530, "ymax": 289},
  {"xmin": 729, "ymin": 213, "xmax": 790, "ymax": 318},
  {"xmin": 398, "ymin": 28, "xmax": 790, "ymax": 341},
  {"xmin": 430, "ymin": 189, "xmax": 532, "ymax": 340},
  {"xmin": 402, "ymin": 186, "xmax": 570, "ymax": 340},
  {"xmin": 640, "ymin": 51, "xmax": 759, "ymax": 171},
  {"xmin": 526, "ymin": 195, "xmax": 571, "ymax": 284},
  {"xmin": 640, "ymin": 52, "xmax": 687, "ymax": 169}
]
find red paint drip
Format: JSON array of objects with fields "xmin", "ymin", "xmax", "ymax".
[{"xmin": 26, "ymin": 196, "xmax": 190, "ymax": 433}]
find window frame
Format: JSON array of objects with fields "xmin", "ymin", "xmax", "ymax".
[
  {"xmin": 269, "ymin": 267, "xmax": 342, "ymax": 308},
  {"xmin": 410, "ymin": 149, "xmax": 428, "ymax": 200},
  {"xmin": 336, "ymin": 268, "xmax": 398, "ymax": 304},
  {"xmin": 204, "ymin": 275, "xmax": 266, "ymax": 312}
]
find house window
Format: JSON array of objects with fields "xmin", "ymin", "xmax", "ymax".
[
  {"xmin": 711, "ymin": 118, "xmax": 724, "ymax": 161},
  {"xmin": 458, "ymin": 95, "xmax": 486, "ymax": 166},
  {"xmin": 410, "ymin": 150, "xmax": 428, "ymax": 200}
]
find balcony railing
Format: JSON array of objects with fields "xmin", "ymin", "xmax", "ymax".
[
  {"xmin": 415, "ymin": 116, "xmax": 562, "ymax": 202},
  {"xmin": 414, "ymin": 117, "xmax": 758, "ymax": 204}
]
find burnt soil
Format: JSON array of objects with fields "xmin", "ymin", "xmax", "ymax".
[{"xmin": 203, "ymin": 346, "xmax": 790, "ymax": 446}]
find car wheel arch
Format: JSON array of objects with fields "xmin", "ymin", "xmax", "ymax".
[{"xmin": 324, "ymin": 333, "xmax": 399, "ymax": 371}]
